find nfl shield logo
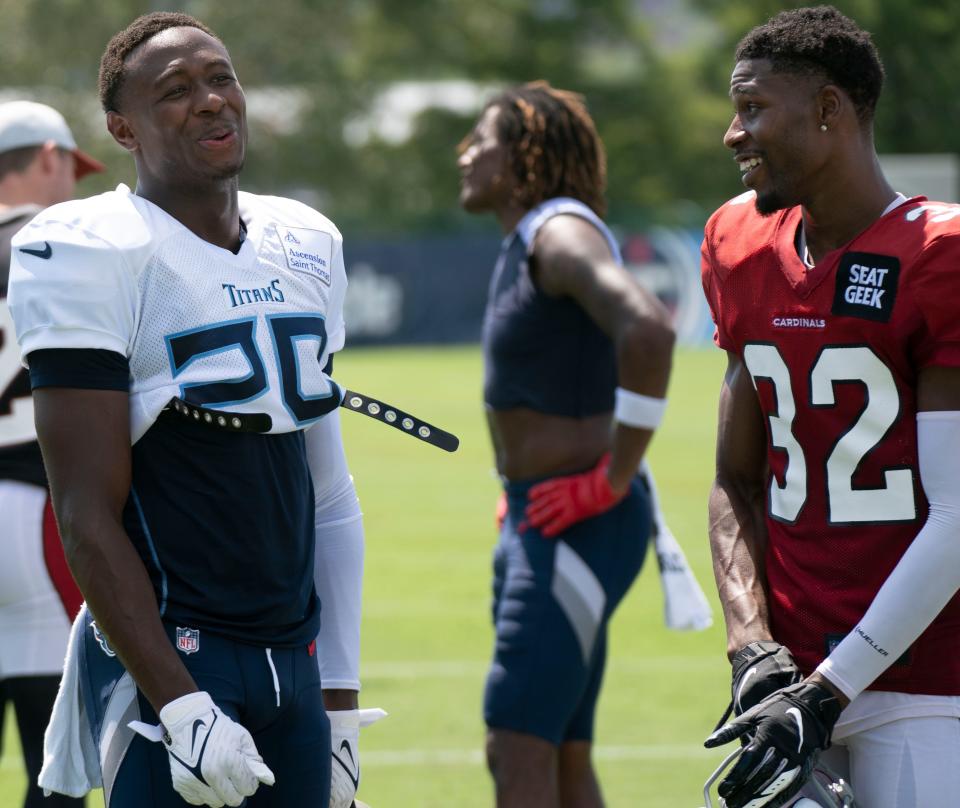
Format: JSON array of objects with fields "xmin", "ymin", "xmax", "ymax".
[{"xmin": 176, "ymin": 627, "xmax": 200, "ymax": 655}]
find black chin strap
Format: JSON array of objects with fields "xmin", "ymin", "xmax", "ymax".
[{"xmin": 162, "ymin": 390, "xmax": 460, "ymax": 453}]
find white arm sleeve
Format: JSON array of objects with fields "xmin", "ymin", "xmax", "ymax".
[
  {"xmin": 305, "ymin": 408, "xmax": 364, "ymax": 691},
  {"xmin": 817, "ymin": 411, "xmax": 960, "ymax": 700}
]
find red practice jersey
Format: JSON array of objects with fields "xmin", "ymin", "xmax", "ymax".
[{"xmin": 702, "ymin": 191, "xmax": 960, "ymax": 695}]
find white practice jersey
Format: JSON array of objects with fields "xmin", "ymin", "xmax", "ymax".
[
  {"xmin": 9, "ymin": 184, "xmax": 346, "ymax": 442},
  {"xmin": 6, "ymin": 185, "xmax": 354, "ymax": 645}
]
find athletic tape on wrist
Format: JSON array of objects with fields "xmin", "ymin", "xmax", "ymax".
[{"xmin": 614, "ymin": 387, "xmax": 666, "ymax": 430}]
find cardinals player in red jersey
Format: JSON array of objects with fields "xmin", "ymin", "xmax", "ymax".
[{"xmin": 700, "ymin": 6, "xmax": 960, "ymax": 808}]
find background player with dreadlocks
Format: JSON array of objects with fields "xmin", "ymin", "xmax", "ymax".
[{"xmin": 457, "ymin": 82, "xmax": 675, "ymax": 808}]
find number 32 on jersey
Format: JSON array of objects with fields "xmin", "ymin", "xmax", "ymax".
[{"xmin": 744, "ymin": 343, "xmax": 916, "ymax": 525}]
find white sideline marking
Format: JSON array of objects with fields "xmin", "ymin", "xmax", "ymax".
[
  {"xmin": 361, "ymin": 656, "xmax": 720, "ymax": 679},
  {"xmin": 364, "ymin": 744, "xmax": 715, "ymax": 767}
]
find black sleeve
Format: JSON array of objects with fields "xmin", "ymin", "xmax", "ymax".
[{"xmin": 28, "ymin": 348, "xmax": 130, "ymax": 391}]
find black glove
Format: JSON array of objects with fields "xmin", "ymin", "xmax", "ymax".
[
  {"xmin": 712, "ymin": 641, "xmax": 802, "ymax": 732},
  {"xmin": 704, "ymin": 681, "xmax": 843, "ymax": 808},
  {"xmin": 730, "ymin": 641, "xmax": 802, "ymax": 715}
]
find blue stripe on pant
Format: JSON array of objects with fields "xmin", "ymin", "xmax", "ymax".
[
  {"xmin": 76, "ymin": 606, "xmax": 330, "ymax": 806},
  {"xmin": 484, "ymin": 475, "xmax": 651, "ymax": 745}
]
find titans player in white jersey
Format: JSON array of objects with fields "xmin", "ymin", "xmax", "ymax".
[{"xmin": 8, "ymin": 13, "xmax": 367, "ymax": 808}]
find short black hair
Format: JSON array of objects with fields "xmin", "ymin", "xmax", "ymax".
[
  {"xmin": 736, "ymin": 5, "xmax": 884, "ymax": 122},
  {"xmin": 98, "ymin": 12, "xmax": 218, "ymax": 113}
]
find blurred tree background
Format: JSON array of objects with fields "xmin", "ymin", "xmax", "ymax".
[{"xmin": 1, "ymin": 0, "xmax": 957, "ymax": 235}]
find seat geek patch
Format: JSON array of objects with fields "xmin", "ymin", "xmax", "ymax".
[
  {"xmin": 832, "ymin": 251, "xmax": 900, "ymax": 322},
  {"xmin": 276, "ymin": 225, "xmax": 333, "ymax": 286}
]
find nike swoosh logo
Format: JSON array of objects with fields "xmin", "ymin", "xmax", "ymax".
[
  {"xmin": 735, "ymin": 667, "xmax": 757, "ymax": 711},
  {"xmin": 19, "ymin": 242, "xmax": 52, "ymax": 259},
  {"xmin": 339, "ymin": 739, "xmax": 356, "ymax": 767},
  {"xmin": 168, "ymin": 712, "xmax": 217, "ymax": 787},
  {"xmin": 190, "ymin": 718, "xmax": 207, "ymax": 757},
  {"xmin": 786, "ymin": 707, "xmax": 804, "ymax": 753},
  {"xmin": 333, "ymin": 739, "xmax": 360, "ymax": 789}
]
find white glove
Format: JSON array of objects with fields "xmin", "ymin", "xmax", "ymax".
[
  {"xmin": 130, "ymin": 691, "xmax": 275, "ymax": 807},
  {"xmin": 328, "ymin": 707, "xmax": 387, "ymax": 808}
]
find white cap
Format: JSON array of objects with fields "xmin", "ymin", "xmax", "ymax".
[{"xmin": 0, "ymin": 100, "xmax": 105, "ymax": 179}]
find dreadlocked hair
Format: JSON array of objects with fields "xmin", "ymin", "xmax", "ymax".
[
  {"xmin": 99, "ymin": 12, "xmax": 218, "ymax": 112},
  {"xmin": 736, "ymin": 5, "xmax": 884, "ymax": 122},
  {"xmin": 489, "ymin": 81, "xmax": 607, "ymax": 218}
]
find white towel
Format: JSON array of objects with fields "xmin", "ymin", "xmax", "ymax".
[
  {"xmin": 640, "ymin": 462, "xmax": 713, "ymax": 632},
  {"xmin": 38, "ymin": 605, "xmax": 101, "ymax": 798}
]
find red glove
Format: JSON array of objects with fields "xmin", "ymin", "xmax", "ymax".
[
  {"xmin": 496, "ymin": 491, "xmax": 508, "ymax": 530},
  {"xmin": 524, "ymin": 453, "xmax": 626, "ymax": 538}
]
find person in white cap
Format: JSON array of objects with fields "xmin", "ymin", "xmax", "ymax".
[
  {"xmin": 0, "ymin": 99, "xmax": 104, "ymax": 808},
  {"xmin": 0, "ymin": 100, "xmax": 105, "ymax": 209}
]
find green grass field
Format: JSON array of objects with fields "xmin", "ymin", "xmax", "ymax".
[{"xmin": 0, "ymin": 345, "xmax": 730, "ymax": 808}]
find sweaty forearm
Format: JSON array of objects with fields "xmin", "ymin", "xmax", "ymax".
[
  {"xmin": 33, "ymin": 387, "xmax": 191, "ymax": 709},
  {"xmin": 607, "ymin": 422, "xmax": 654, "ymax": 492},
  {"xmin": 709, "ymin": 478, "xmax": 772, "ymax": 658},
  {"xmin": 63, "ymin": 515, "xmax": 196, "ymax": 711}
]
